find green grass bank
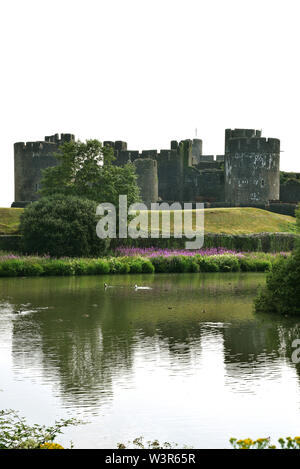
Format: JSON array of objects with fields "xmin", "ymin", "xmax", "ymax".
[{"xmin": 0, "ymin": 252, "xmax": 289, "ymax": 277}]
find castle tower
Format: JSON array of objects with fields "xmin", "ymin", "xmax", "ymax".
[
  {"xmin": 13, "ymin": 134, "xmax": 75, "ymax": 206},
  {"xmin": 191, "ymin": 138, "xmax": 203, "ymax": 164},
  {"xmin": 134, "ymin": 158, "xmax": 158, "ymax": 207},
  {"xmin": 224, "ymin": 129, "xmax": 280, "ymax": 205}
]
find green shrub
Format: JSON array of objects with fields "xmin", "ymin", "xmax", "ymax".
[
  {"xmin": 109, "ymin": 258, "xmax": 130, "ymax": 274},
  {"xmin": 0, "ymin": 260, "xmax": 24, "ymax": 277},
  {"xmin": 151, "ymin": 256, "xmax": 170, "ymax": 273},
  {"xmin": 259, "ymin": 256, "xmax": 300, "ymax": 314},
  {"xmin": 42, "ymin": 260, "xmax": 74, "ymax": 276},
  {"xmin": 255, "ymin": 208, "xmax": 300, "ymax": 315},
  {"xmin": 167, "ymin": 256, "xmax": 190, "ymax": 273},
  {"xmin": 240, "ymin": 257, "xmax": 271, "ymax": 272},
  {"xmin": 71, "ymin": 260, "xmax": 89, "ymax": 275},
  {"xmin": 92, "ymin": 259, "xmax": 110, "ymax": 274},
  {"xmin": 239, "ymin": 257, "xmax": 257, "ymax": 272},
  {"xmin": 141, "ymin": 259, "xmax": 155, "ymax": 273},
  {"xmin": 128, "ymin": 258, "xmax": 144, "ymax": 273},
  {"xmin": 255, "ymin": 249, "xmax": 300, "ymax": 315},
  {"xmin": 22, "ymin": 262, "xmax": 44, "ymax": 276},
  {"xmin": 196, "ymin": 256, "xmax": 219, "ymax": 272},
  {"xmin": 20, "ymin": 195, "xmax": 109, "ymax": 258},
  {"xmin": 187, "ymin": 259, "xmax": 200, "ymax": 273},
  {"xmin": 0, "ymin": 409, "xmax": 81, "ymax": 449},
  {"xmin": 216, "ymin": 255, "xmax": 240, "ymax": 272}
]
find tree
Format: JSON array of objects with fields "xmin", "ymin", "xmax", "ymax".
[
  {"xmin": 20, "ymin": 195, "xmax": 109, "ymax": 257},
  {"xmin": 254, "ymin": 204, "xmax": 300, "ymax": 316},
  {"xmin": 39, "ymin": 139, "xmax": 140, "ymax": 208}
]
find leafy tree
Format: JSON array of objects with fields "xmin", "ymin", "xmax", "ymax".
[
  {"xmin": 20, "ymin": 195, "xmax": 109, "ymax": 257},
  {"xmin": 39, "ymin": 139, "xmax": 140, "ymax": 208},
  {"xmin": 255, "ymin": 204, "xmax": 300, "ymax": 315}
]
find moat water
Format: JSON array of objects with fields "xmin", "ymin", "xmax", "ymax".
[{"xmin": 0, "ymin": 273, "xmax": 299, "ymax": 449}]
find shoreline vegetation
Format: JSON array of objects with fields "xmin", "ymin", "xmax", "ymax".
[{"xmin": 0, "ymin": 248, "xmax": 290, "ymax": 277}]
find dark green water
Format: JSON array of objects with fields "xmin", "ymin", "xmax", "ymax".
[{"xmin": 0, "ymin": 273, "xmax": 299, "ymax": 448}]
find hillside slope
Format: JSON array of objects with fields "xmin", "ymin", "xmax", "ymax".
[
  {"xmin": 0, "ymin": 208, "xmax": 23, "ymax": 235},
  {"xmin": 0, "ymin": 206, "xmax": 297, "ymax": 236},
  {"xmin": 202, "ymin": 207, "xmax": 296, "ymax": 234}
]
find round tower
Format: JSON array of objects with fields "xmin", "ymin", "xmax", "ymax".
[
  {"xmin": 224, "ymin": 131, "xmax": 280, "ymax": 205},
  {"xmin": 134, "ymin": 158, "xmax": 158, "ymax": 207}
]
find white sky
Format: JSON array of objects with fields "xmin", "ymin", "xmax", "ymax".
[{"xmin": 0, "ymin": 0, "xmax": 299, "ymax": 207}]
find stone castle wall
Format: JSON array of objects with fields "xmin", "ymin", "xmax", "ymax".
[
  {"xmin": 14, "ymin": 134, "xmax": 74, "ymax": 204},
  {"xmin": 12, "ymin": 129, "xmax": 299, "ymax": 208}
]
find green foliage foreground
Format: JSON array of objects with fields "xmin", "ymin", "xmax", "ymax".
[
  {"xmin": 0, "ymin": 409, "xmax": 81, "ymax": 449},
  {"xmin": 0, "ymin": 252, "xmax": 286, "ymax": 278},
  {"xmin": 0, "ymin": 410, "xmax": 298, "ymax": 449},
  {"xmin": 255, "ymin": 205, "xmax": 300, "ymax": 316}
]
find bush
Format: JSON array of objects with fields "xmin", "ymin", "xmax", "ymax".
[
  {"xmin": 215, "ymin": 255, "xmax": 240, "ymax": 272},
  {"xmin": 20, "ymin": 195, "xmax": 109, "ymax": 258},
  {"xmin": 128, "ymin": 258, "xmax": 144, "ymax": 273},
  {"xmin": 92, "ymin": 259, "xmax": 110, "ymax": 274},
  {"xmin": 239, "ymin": 257, "xmax": 271, "ymax": 272},
  {"xmin": 151, "ymin": 256, "xmax": 170, "ymax": 273},
  {"xmin": 141, "ymin": 259, "xmax": 155, "ymax": 273},
  {"xmin": 196, "ymin": 256, "xmax": 220, "ymax": 272},
  {"xmin": 0, "ymin": 409, "xmax": 80, "ymax": 449},
  {"xmin": 167, "ymin": 256, "xmax": 190, "ymax": 273},
  {"xmin": 109, "ymin": 258, "xmax": 130, "ymax": 274},
  {"xmin": 42, "ymin": 260, "xmax": 74, "ymax": 276},
  {"xmin": 0, "ymin": 259, "xmax": 23, "ymax": 277},
  {"xmin": 255, "ymin": 205, "xmax": 300, "ymax": 316},
  {"xmin": 254, "ymin": 251, "xmax": 300, "ymax": 315}
]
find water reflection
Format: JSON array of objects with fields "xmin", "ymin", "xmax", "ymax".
[{"xmin": 0, "ymin": 273, "xmax": 299, "ymax": 447}]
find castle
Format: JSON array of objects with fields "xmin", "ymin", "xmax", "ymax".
[{"xmin": 12, "ymin": 129, "xmax": 300, "ymax": 210}]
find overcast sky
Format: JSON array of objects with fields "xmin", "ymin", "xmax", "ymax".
[{"xmin": 0, "ymin": 0, "xmax": 299, "ymax": 207}]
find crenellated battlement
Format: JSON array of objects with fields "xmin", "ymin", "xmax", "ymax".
[
  {"xmin": 14, "ymin": 141, "xmax": 56, "ymax": 152},
  {"xmin": 15, "ymin": 133, "xmax": 75, "ymax": 153},
  {"xmin": 225, "ymin": 128, "xmax": 262, "ymax": 140},
  {"xmin": 228, "ymin": 137, "xmax": 280, "ymax": 154},
  {"xmin": 45, "ymin": 133, "xmax": 75, "ymax": 144}
]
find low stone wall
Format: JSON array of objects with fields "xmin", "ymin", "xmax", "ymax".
[
  {"xmin": 267, "ymin": 202, "xmax": 298, "ymax": 217},
  {"xmin": 1, "ymin": 232, "xmax": 298, "ymax": 255},
  {"xmin": 111, "ymin": 232, "xmax": 299, "ymax": 253}
]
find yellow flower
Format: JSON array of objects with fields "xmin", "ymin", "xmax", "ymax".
[
  {"xmin": 255, "ymin": 438, "xmax": 268, "ymax": 444},
  {"xmin": 243, "ymin": 439, "xmax": 253, "ymax": 446},
  {"xmin": 40, "ymin": 442, "xmax": 64, "ymax": 450}
]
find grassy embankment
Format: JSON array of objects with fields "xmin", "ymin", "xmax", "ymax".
[
  {"xmin": 0, "ymin": 207, "xmax": 297, "ymax": 235},
  {"xmin": 0, "ymin": 208, "xmax": 23, "ymax": 235}
]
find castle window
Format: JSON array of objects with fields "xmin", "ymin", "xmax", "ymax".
[{"xmin": 261, "ymin": 179, "xmax": 265, "ymax": 187}]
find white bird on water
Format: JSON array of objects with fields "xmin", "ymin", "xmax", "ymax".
[{"xmin": 104, "ymin": 283, "xmax": 151, "ymax": 290}]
